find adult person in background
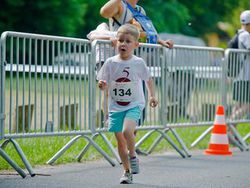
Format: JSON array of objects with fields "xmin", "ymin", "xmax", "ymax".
[
  {"xmin": 230, "ymin": 10, "xmax": 250, "ymax": 124},
  {"xmin": 100, "ymin": 0, "xmax": 174, "ymax": 48}
]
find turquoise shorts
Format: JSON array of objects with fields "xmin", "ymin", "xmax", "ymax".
[{"xmin": 108, "ymin": 106, "xmax": 141, "ymax": 132}]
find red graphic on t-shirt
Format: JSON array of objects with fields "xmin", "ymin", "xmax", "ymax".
[{"xmin": 115, "ymin": 77, "xmax": 131, "ymax": 106}]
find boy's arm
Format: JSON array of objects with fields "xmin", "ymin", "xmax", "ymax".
[
  {"xmin": 100, "ymin": 0, "xmax": 123, "ymax": 19},
  {"xmin": 98, "ymin": 80, "xmax": 108, "ymax": 91},
  {"xmin": 146, "ymin": 78, "xmax": 158, "ymax": 108}
]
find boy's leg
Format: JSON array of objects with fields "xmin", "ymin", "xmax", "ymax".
[
  {"xmin": 115, "ymin": 132, "xmax": 133, "ymax": 184},
  {"xmin": 123, "ymin": 119, "xmax": 136, "ymax": 158},
  {"xmin": 115, "ymin": 132, "xmax": 130, "ymax": 171},
  {"xmin": 123, "ymin": 119, "xmax": 140, "ymax": 174}
]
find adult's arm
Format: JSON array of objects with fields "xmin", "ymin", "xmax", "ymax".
[
  {"xmin": 158, "ymin": 38, "xmax": 174, "ymax": 49},
  {"xmin": 100, "ymin": 0, "xmax": 124, "ymax": 19}
]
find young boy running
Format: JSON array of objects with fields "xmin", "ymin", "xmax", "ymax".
[{"xmin": 97, "ymin": 24, "xmax": 158, "ymax": 184}]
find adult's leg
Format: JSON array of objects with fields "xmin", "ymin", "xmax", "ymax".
[{"xmin": 231, "ymin": 104, "xmax": 250, "ymax": 120}]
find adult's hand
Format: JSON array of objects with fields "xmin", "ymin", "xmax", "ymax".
[{"xmin": 158, "ymin": 39, "xmax": 174, "ymax": 49}]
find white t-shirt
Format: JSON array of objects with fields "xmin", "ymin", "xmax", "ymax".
[
  {"xmin": 97, "ymin": 55, "xmax": 151, "ymax": 112},
  {"xmin": 87, "ymin": 23, "xmax": 116, "ymax": 64},
  {"xmin": 237, "ymin": 30, "xmax": 250, "ymax": 81},
  {"xmin": 238, "ymin": 30, "xmax": 250, "ymax": 50}
]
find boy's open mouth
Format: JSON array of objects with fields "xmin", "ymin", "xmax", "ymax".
[{"xmin": 120, "ymin": 46, "xmax": 126, "ymax": 51}]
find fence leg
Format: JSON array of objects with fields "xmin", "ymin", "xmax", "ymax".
[
  {"xmin": 136, "ymin": 128, "xmax": 187, "ymax": 158},
  {"xmin": 135, "ymin": 129, "xmax": 157, "ymax": 155},
  {"xmin": 228, "ymin": 124, "xmax": 249, "ymax": 151},
  {"xmin": 83, "ymin": 135, "xmax": 115, "ymax": 166},
  {"xmin": 10, "ymin": 139, "xmax": 35, "ymax": 177},
  {"xmin": 228, "ymin": 133, "xmax": 245, "ymax": 151},
  {"xmin": 170, "ymin": 128, "xmax": 192, "ymax": 157},
  {"xmin": 191, "ymin": 126, "xmax": 213, "ymax": 148},
  {"xmin": 76, "ymin": 133, "xmax": 121, "ymax": 164},
  {"xmin": 47, "ymin": 135, "xmax": 82, "ymax": 165},
  {"xmin": 146, "ymin": 133, "xmax": 164, "ymax": 154},
  {"xmin": 76, "ymin": 134, "xmax": 99, "ymax": 162},
  {"xmin": 0, "ymin": 148, "xmax": 26, "ymax": 178},
  {"xmin": 243, "ymin": 132, "xmax": 250, "ymax": 142},
  {"xmin": 156, "ymin": 129, "xmax": 186, "ymax": 158},
  {"xmin": 98, "ymin": 133, "xmax": 121, "ymax": 164},
  {"xmin": 0, "ymin": 139, "xmax": 35, "ymax": 178},
  {"xmin": 135, "ymin": 130, "xmax": 156, "ymax": 148},
  {"xmin": 47, "ymin": 134, "xmax": 116, "ymax": 167}
]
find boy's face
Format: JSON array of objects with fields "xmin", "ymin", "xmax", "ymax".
[{"xmin": 116, "ymin": 32, "xmax": 139, "ymax": 60}]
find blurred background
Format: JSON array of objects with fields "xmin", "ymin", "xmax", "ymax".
[{"xmin": 0, "ymin": 0, "xmax": 249, "ymax": 47}]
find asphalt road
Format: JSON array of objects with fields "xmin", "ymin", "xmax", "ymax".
[{"xmin": 0, "ymin": 149, "xmax": 250, "ymax": 188}]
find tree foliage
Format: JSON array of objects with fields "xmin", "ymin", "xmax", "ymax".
[
  {"xmin": 223, "ymin": 1, "xmax": 250, "ymax": 37},
  {"xmin": 0, "ymin": 0, "xmax": 248, "ymax": 39},
  {"xmin": 0, "ymin": 0, "xmax": 87, "ymax": 37},
  {"xmin": 140, "ymin": 0, "xmax": 191, "ymax": 34},
  {"xmin": 178, "ymin": 0, "xmax": 240, "ymax": 36}
]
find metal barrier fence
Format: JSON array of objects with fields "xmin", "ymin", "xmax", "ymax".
[
  {"xmin": 1, "ymin": 32, "xmax": 94, "ymax": 137},
  {"xmin": 0, "ymin": 39, "xmax": 4, "ymax": 140},
  {"xmin": 90, "ymin": 41, "xmax": 192, "ymax": 158},
  {"xmin": 0, "ymin": 32, "xmax": 249, "ymax": 178},
  {"xmin": 164, "ymin": 45, "xmax": 225, "ymax": 124},
  {"xmin": 0, "ymin": 32, "xmax": 117, "ymax": 178},
  {"xmin": 92, "ymin": 41, "xmax": 227, "ymax": 156},
  {"xmin": 225, "ymin": 49, "xmax": 250, "ymax": 148},
  {"xmin": 148, "ymin": 45, "xmax": 229, "ymax": 155},
  {"xmin": 93, "ymin": 40, "xmax": 164, "ymax": 130},
  {"xmin": 93, "ymin": 42, "xmax": 225, "ymax": 127},
  {"xmin": 53, "ymin": 40, "xmax": 191, "ymax": 163},
  {"xmin": 225, "ymin": 48, "xmax": 250, "ymax": 124},
  {"xmin": 191, "ymin": 48, "xmax": 250, "ymax": 150}
]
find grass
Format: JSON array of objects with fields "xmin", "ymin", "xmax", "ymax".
[{"xmin": 1, "ymin": 123, "xmax": 250, "ymax": 171}]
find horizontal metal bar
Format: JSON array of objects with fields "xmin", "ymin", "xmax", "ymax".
[
  {"xmin": 1, "ymin": 31, "xmax": 90, "ymax": 43},
  {"xmin": 4, "ymin": 130, "xmax": 92, "ymax": 139}
]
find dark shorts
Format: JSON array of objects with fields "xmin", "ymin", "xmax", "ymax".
[{"xmin": 233, "ymin": 81, "xmax": 250, "ymax": 102}]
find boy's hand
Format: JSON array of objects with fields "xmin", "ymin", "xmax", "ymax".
[
  {"xmin": 149, "ymin": 97, "xmax": 158, "ymax": 108},
  {"xmin": 98, "ymin": 80, "xmax": 107, "ymax": 90}
]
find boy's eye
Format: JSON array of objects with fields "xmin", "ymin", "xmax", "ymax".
[{"xmin": 118, "ymin": 39, "xmax": 132, "ymax": 43}]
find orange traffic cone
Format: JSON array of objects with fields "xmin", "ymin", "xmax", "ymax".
[{"xmin": 204, "ymin": 105, "xmax": 232, "ymax": 156}]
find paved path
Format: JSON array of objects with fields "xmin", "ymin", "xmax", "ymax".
[{"xmin": 0, "ymin": 149, "xmax": 250, "ymax": 188}]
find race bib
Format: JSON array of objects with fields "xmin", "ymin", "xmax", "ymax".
[{"xmin": 110, "ymin": 81, "xmax": 137, "ymax": 102}]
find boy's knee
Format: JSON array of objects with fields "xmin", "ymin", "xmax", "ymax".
[{"xmin": 122, "ymin": 129, "xmax": 134, "ymax": 138}]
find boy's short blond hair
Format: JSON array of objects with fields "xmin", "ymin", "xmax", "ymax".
[{"xmin": 117, "ymin": 24, "xmax": 140, "ymax": 41}]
